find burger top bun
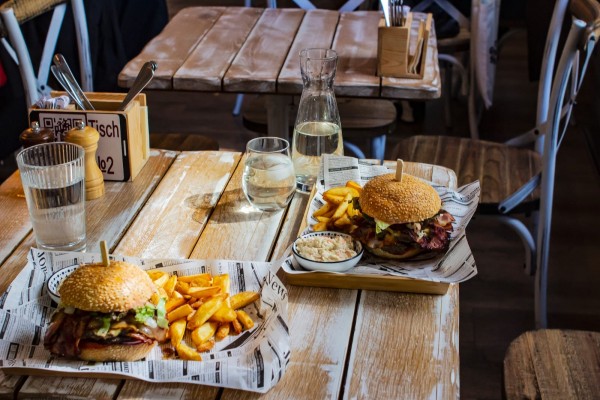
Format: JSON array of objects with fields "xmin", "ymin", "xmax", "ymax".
[
  {"xmin": 359, "ymin": 173, "xmax": 441, "ymax": 224},
  {"xmin": 59, "ymin": 261, "xmax": 155, "ymax": 313}
]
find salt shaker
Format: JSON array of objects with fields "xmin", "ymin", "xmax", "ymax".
[
  {"xmin": 65, "ymin": 120, "xmax": 105, "ymax": 200},
  {"xmin": 19, "ymin": 121, "xmax": 54, "ymax": 148}
]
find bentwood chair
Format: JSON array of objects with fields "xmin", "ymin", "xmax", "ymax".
[
  {"xmin": 393, "ymin": 0, "xmax": 600, "ymax": 328},
  {"xmin": 0, "ymin": 0, "xmax": 93, "ymax": 107}
]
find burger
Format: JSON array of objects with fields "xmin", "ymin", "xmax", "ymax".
[
  {"xmin": 44, "ymin": 261, "xmax": 167, "ymax": 361},
  {"xmin": 351, "ymin": 173, "xmax": 455, "ymax": 260}
]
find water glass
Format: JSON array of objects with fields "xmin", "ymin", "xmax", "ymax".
[
  {"xmin": 242, "ymin": 137, "xmax": 295, "ymax": 211},
  {"xmin": 17, "ymin": 142, "xmax": 87, "ymax": 252}
]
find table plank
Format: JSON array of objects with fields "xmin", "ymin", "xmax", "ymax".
[
  {"xmin": 332, "ymin": 11, "xmax": 382, "ymax": 97},
  {"xmin": 202, "ymin": 173, "xmax": 358, "ymax": 399},
  {"xmin": 0, "ymin": 150, "xmax": 176, "ymax": 296},
  {"xmin": 346, "ymin": 285, "xmax": 460, "ymax": 399},
  {"xmin": 17, "ymin": 151, "xmax": 236, "ymax": 400},
  {"xmin": 224, "ymin": 8, "xmax": 305, "ymax": 93},
  {"xmin": 174, "ymin": 7, "xmax": 264, "ymax": 91},
  {"xmin": 115, "ymin": 151, "xmax": 241, "ymax": 259},
  {"xmin": 221, "ymin": 286, "xmax": 357, "ymax": 400},
  {"xmin": 0, "ymin": 173, "xmax": 30, "ymax": 267},
  {"xmin": 118, "ymin": 7, "xmax": 226, "ymax": 89},
  {"xmin": 381, "ymin": 17, "xmax": 441, "ymax": 100},
  {"xmin": 188, "ymin": 153, "xmax": 287, "ymax": 261},
  {"xmin": 0, "ymin": 371, "xmax": 22, "ymax": 400},
  {"xmin": 271, "ymin": 193, "xmax": 310, "ymax": 260},
  {"xmin": 345, "ymin": 161, "xmax": 459, "ymax": 399},
  {"xmin": 277, "ymin": 10, "xmax": 340, "ymax": 94},
  {"xmin": 116, "ymin": 151, "xmax": 241, "ymax": 399},
  {"xmin": 192, "ymin": 157, "xmax": 359, "ymax": 399},
  {"xmin": 119, "ymin": 382, "xmax": 219, "ymax": 399},
  {"xmin": 117, "ymin": 153, "xmax": 294, "ymax": 398},
  {"xmin": 10, "ymin": 150, "xmax": 176, "ymax": 398}
]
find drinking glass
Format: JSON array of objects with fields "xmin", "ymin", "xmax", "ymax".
[
  {"xmin": 17, "ymin": 142, "xmax": 87, "ymax": 251},
  {"xmin": 242, "ymin": 137, "xmax": 295, "ymax": 211},
  {"xmin": 292, "ymin": 48, "xmax": 343, "ymax": 192}
]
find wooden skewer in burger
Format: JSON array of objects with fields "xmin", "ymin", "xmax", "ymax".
[
  {"xmin": 44, "ymin": 241, "xmax": 167, "ymax": 361},
  {"xmin": 350, "ymin": 159, "xmax": 455, "ymax": 260}
]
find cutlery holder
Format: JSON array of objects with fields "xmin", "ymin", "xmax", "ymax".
[
  {"xmin": 29, "ymin": 92, "xmax": 149, "ymax": 182},
  {"xmin": 377, "ymin": 13, "xmax": 432, "ymax": 79}
]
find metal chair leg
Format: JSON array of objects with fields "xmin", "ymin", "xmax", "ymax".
[
  {"xmin": 233, "ymin": 94, "xmax": 244, "ymax": 116},
  {"xmin": 370, "ymin": 134, "xmax": 386, "ymax": 161},
  {"xmin": 344, "ymin": 141, "xmax": 366, "ymax": 159}
]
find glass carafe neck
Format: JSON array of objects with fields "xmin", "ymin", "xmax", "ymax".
[{"xmin": 300, "ymin": 48, "xmax": 337, "ymax": 91}]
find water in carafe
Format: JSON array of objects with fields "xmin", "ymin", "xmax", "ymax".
[{"xmin": 292, "ymin": 48, "xmax": 343, "ymax": 192}]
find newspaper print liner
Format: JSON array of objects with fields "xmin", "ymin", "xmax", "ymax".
[
  {"xmin": 281, "ymin": 155, "xmax": 480, "ymax": 284},
  {"xmin": 0, "ymin": 249, "xmax": 290, "ymax": 394}
]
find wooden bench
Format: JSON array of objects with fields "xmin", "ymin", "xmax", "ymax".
[{"xmin": 503, "ymin": 329, "xmax": 600, "ymax": 399}]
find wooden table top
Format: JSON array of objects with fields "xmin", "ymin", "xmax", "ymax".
[
  {"xmin": 118, "ymin": 7, "xmax": 441, "ymax": 100},
  {"xmin": 0, "ymin": 150, "xmax": 458, "ymax": 399}
]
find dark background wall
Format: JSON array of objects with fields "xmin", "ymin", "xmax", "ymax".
[{"xmin": 0, "ymin": 0, "xmax": 168, "ymax": 160}]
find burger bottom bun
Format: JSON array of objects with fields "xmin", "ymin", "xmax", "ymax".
[
  {"xmin": 79, "ymin": 341, "xmax": 156, "ymax": 362},
  {"xmin": 366, "ymin": 246, "xmax": 423, "ymax": 260}
]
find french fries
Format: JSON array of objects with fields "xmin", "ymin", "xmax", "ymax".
[
  {"xmin": 149, "ymin": 270, "xmax": 260, "ymax": 361},
  {"xmin": 230, "ymin": 291, "xmax": 260, "ymax": 310},
  {"xmin": 312, "ymin": 181, "xmax": 362, "ymax": 233}
]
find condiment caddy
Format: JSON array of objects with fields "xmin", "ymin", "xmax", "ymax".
[
  {"xmin": 28, "ymin": 91, "xmax": 149, "ymax": 182},
  {"xmin": 377, "ymin": 12, "xmax": 433, "ymax": 79}
]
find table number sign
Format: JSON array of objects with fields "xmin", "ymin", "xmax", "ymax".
[
  {"xmin": 28, "ymin": 92, "xmax": 150, "ymax": 182},
  {"xmin": 30, "ymin": 110, "xmax": 131, "ymax": 181}
]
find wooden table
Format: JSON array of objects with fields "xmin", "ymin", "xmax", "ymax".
[
  {"xmin": 0, "ymin": 150, "xmax": 459, "ymax": 399},
  {"xmin": 118, "ymin": 7, "xmax": 441, "ymax": 137}
]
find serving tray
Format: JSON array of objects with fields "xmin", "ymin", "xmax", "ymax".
[{"xmin": 282, "ymin": 161, "xmax": 459, "ymax": 295}]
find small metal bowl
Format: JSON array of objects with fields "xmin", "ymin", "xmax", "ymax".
[
  {"xmin": 292, "ymin": 231, "xmax": 363, "ymax": 273},
  {"xmin": 46, "ymin": 265, "xmax": 78, "ymax": 304}
]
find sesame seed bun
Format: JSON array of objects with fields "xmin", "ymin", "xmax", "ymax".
[
  {"xmin": 359, "ymin": 173, "xmax": 441, "ymax": 224},
  {"xmin": 59, "ymin": 261, "xmax": 155, "ymax": 313},
  {"xmin": 79, "ymin": 341, "xmax": 156, "ymax": 362}
]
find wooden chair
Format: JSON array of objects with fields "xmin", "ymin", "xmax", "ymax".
[
  {"xmin": 392, "ymin": 0, "xmax": 600, "ymax": 328},
  {"xmin": 0, "ymin": 0, "xmax": 93, "ymax": 107},
  {"xmin": 503, "ymin": 329, "xmax": 600, "ymax": 399},
  {"xmin": 241, "ymin": 0, "xmax": 397, "ymax": 160}
]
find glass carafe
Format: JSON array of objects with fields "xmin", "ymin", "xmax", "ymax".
[{"xmin": 292, "ymin": 48, "xmax": 343, "ymax": 192}]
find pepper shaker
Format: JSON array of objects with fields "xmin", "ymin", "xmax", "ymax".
[
  {"xmin": 65, "ymin": 120, "xmax": 105, "ymax": 200},
  {"xmin": 19, "ymin": 121, "xmax": 54, "ymax": 148}
]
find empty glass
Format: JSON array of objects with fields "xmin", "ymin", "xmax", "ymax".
[
  {"xmin": 17, "ymin": 142, "xmax": 86, "ymax": 251},
  {"xmin": 242, "ymin": 137, "xmax": 295, "ymax": 211}
]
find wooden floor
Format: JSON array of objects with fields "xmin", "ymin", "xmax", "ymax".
[{"xmin": 143, "ymin": 21, "xmax": 600, "ymax": 399}]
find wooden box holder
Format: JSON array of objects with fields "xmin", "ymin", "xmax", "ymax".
[
  {"xmin": 29, "ymin": 92, "xmax": 150, "ymax": 182},
  {"xmin": 377, "ymin": 13, "xmax": 432, "ymax": 79}
]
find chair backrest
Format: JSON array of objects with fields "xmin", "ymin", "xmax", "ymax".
[
  {"xmin": 267, "ymin": 0, "xmax": 369, "ymax": 11},
  {"xmin": 0, "ymin": 0, "xmax": 92, "ymax": 107},
  {"xmin": 533, "ymin": 0, "xmax": 600, "ymax": 328}
]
